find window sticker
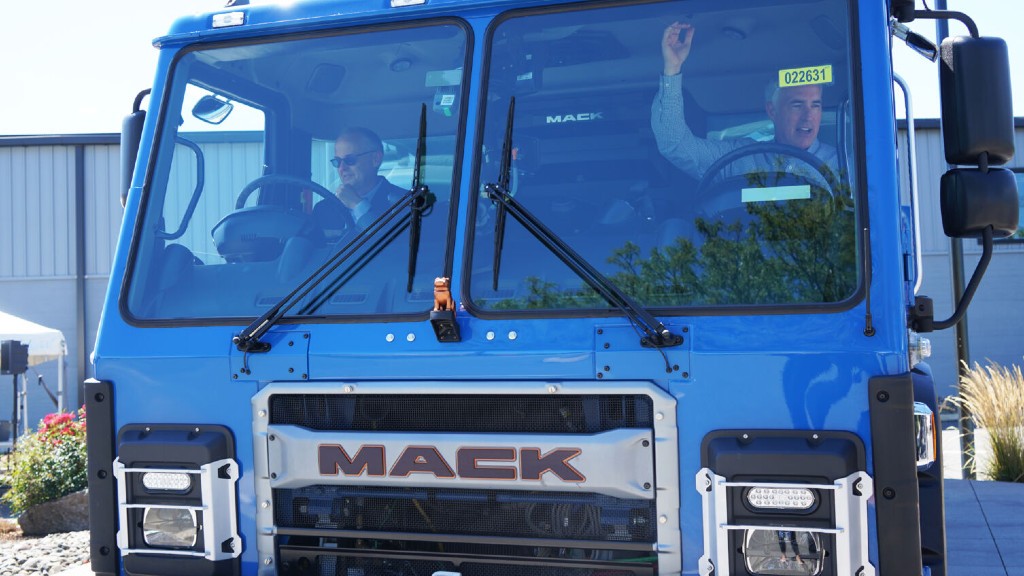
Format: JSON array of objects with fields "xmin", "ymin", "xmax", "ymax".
[
  {"xmin": 426, "ymin": 68, "xmax": 463, "ymax": 87},
  {"xmin": 742, "ymin": 185, "xmax": 812, "ymax": 203},
  {"xmin": 778, "ymin": 64, "xmax": 833, "ymax": 87}
]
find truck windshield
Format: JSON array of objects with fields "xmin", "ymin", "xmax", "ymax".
[
  {"xmin": 469, "ymin": 0, "xmax": 860, "ymax": 311},
  {"xmin": 124, "ymin": 22, "xmax": 467, "ymax": 321}
]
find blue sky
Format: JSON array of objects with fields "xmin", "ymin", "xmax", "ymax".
[{"xmin": 0, "ymin": 0, "xmax": 1019, "ymax": 136}]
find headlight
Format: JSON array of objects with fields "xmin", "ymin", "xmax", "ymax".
[
  {"xmin": 913, "ymin": 402, "xmax": 937, "ymax": 468},
  {"xmin": 697, "ymin": 431, "xmax": 874, "ymax": 576},
  {"xmin": 114, "ymin": 424, "xmax": 240, "ymax": 575},
  {"xmin": 143, "ymin": 507, "xmax": 199, "ymax": 548},
  {"xmin": 743, "ymin": 529, "xmax": 824, "ymax": 576}
]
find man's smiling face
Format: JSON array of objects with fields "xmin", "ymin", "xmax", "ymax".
[{"xmin": 767, "ymin": 84, "xmax": 823, "ymax": 150}]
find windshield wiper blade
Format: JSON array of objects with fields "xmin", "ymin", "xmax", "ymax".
[
  {"xmin": 407, "ymin": 103, "xmax": 435, "ymax": 293},
  {"xmin": 491, "ymin": 97, "xmax": 515, "ymax": 291},
  {"xmin": 482, "ymin": 101, "xmax": 682, "ymax": 350}
]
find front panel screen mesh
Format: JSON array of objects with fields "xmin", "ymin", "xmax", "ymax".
[
  {"xmin": 270, "ymin": 394, "xmax": 654, "ymax": 433},
  {"xmin": 275, "ymin": 485, "xmax": 656, "ymax": 542}
]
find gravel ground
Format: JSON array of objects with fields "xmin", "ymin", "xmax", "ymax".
[{"xmin": 0, "ymin": 525, "xmax": 90, "ymax": 576}]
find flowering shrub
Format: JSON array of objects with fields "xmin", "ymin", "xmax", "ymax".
[{"xmin": 0, "ymin": 407, "xmax": 87, "ymax": 514}]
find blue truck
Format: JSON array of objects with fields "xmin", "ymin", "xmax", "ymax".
[{"xmin": 87, "ymin": 0, "xmax": 1019, "ymax": 575}]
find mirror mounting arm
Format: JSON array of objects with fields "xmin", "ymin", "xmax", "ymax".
[
  {"xmin": 909, "ymin": 9, "xmax": 978, "ymax": 38},
  {"xmin": 910, "ymin": 227, "xmax": 993, "ymax": 333}
]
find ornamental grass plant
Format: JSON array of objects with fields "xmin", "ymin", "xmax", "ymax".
[
  {"xmin": 0, "ymin": 408, "xmax": 88, "ymax": 514},
  {"xmin": 952, "ymin": 360, "xmax": 1024, "ymax": 483}
]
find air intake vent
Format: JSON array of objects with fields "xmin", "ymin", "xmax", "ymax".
[{"xmin": 269, "ymin": 394, "xmax": 653, "ymax": 433}]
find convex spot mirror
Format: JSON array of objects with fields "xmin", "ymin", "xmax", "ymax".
[
  {"xmin": 192, "ymin": 95, "xmax": 234, "ymax": 125},
  {"xmin": 940, "ymin": 36, "xmax": 1015, "ymax": 166},
  {"xmin": 940, "ymin": 168, "xmax": 1019, "ymax": 239}
]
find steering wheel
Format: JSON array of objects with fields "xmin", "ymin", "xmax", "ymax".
[
  {"xmin": 235, "ymin": 174, "xmax": 339, "ymax": 209},
  {"xmin": 695, "ymin": 142, "xmax": 837, "ymax": 200},
  {"xmin": 212, "ymin": 174, "xmax": 343, "ymax": 263},
  {"xmin": 688, "ymin": 142, "xmax": 839, "ymax": 227}
]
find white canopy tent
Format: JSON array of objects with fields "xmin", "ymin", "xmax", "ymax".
[
  {"xmin": 0, "ymin": 310, "xmax": 67, "ymax": 368},
  {"xmin": 0, "ymin": 310, "xmax": 68, "ymax": 445}
]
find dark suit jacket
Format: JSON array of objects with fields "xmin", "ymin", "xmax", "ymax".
[{"xmin": 313, "ymin": 177, "xmax": 408, "ymax": 240}]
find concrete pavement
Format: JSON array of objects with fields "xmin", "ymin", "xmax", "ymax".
[{"xmin": 946, "ymin": 479, "xmax": 1024, "ymax": 576}]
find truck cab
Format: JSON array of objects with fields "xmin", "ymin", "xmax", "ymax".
[{"xmin": 89, "ymin": 0, "xmax": 1017, "ymax": 575}]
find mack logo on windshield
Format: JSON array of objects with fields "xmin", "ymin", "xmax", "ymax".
[
  {"xmin": 318, "ymin": 444, "xmax": 586, "ymax": 482},
  {"xmin": 545, "ymin": 112, "xmax": 604, "ymax": 124}
]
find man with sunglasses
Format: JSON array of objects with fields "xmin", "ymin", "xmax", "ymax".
[{"xmin": 315, "ymin": 127, "xmax": 405, "ymax": 237}]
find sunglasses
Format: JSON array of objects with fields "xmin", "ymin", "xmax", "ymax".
[{"xmin": 330, "ymin": 150, "xmax": 375, "ymax": 168}]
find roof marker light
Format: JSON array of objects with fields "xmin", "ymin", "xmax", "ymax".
[{"xmin": 212, "ymin": 11, "xmax": 246, "ymax": 28}]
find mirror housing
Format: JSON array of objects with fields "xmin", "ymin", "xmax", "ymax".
[
  {"xmin": 940, "ymin": 167, "xmax": 1019, "ymax": 239},
  {"xmin": 120, "ymin": 109, "xmax": 145, "ymax": 209},
  {"xmin": 940, "ymin": 36, "xmax": 1014, "ymax": 165},
  {"xmin": 120, "ymin": 90, "xmax": 150, "ymax": 208}
]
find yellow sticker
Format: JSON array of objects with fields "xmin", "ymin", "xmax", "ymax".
[{"xmin": 778, "ymin": 65, "xmax": 833, "ymax": 87}]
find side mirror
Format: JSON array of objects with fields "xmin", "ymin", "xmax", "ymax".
[
  {"xmin": 939, "ymin": 36, "xmax": 1015, "ymax": 165},
  {"xmin": 940, "ymin": 168, "xmax": 1019, "ymax": 238},
  {"xmin": 911, "ymin": 21, "xmax": 1019, "ymax": 334},
  {"xmin": 120, "ymin": 89, "xmax": 150, "ymax": 208}
]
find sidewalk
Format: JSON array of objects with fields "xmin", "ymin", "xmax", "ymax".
[
  {"xmin": 943, "ymin": 425, "xmax": 1023, "ymax": 576},
  {"xmin": 946, "ymin": 479, "xmax": 1024, "ymax": 576}
]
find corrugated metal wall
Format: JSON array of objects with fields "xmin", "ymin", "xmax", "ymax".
[
  {"xmin": 1, "ymin": 124, "xmax": 1022, "ymax": 432},
  {"xmin": 899, "ymin": 121, "xmax": 1024, "ymax": 254},
  {"xmin": 0, "ymin": 145, "xmax": 77, "ymax": 277},
  {"xmin": 0, "ymin": 136, "xmax": 122, "ymax": 435},
  {"xmin": 84, "ymin": 145, "xmax": 123, "ymax": 277}
]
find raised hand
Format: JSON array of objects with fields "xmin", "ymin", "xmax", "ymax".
[{"xmin": 661, "ymin": 22, "xmax": 695, "ymax": 76}]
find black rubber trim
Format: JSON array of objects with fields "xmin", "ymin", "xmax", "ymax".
[
  {"xmin": 84, "ymin": 379, "xmax": 119, "ymax": 576},
  {"xmin": 869, "ymin": 373, "xmax": 924, "ymax": 576},
  {"xmin": 913, "ymin": 362, "xmax": 947, "ymax": 576}
]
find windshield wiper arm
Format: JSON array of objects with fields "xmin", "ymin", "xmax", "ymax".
[
  {"xmin": 483, "ymin": 100, "xmax": 682, "ymax": 350},
  {"xmin": 233, "ymin": 105, "xmax": 435, "ymax": 353},
  {"xmin": 233, "ymin": 190, "xmax": 425, "ymax": 353},
  {"xmin": 297, "ymin": 211, "xmax": 412, "ymax": 316}
]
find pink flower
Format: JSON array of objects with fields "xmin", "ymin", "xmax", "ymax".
[{"xmin": 37, "ymin": 411, "xmax": 85, "ymax": 445}]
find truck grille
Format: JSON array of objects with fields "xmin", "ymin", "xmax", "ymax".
[{"xmin": 267, "ymin": 394, "xmax": 659, "ymax": 576}]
